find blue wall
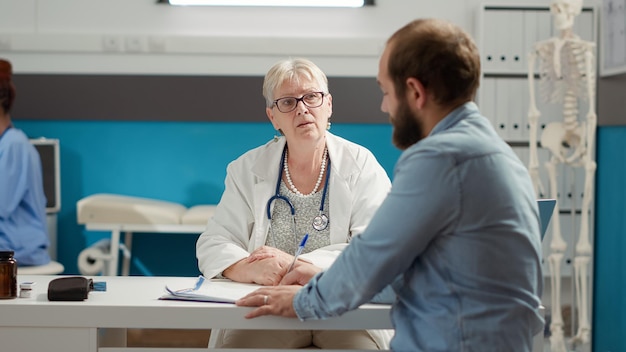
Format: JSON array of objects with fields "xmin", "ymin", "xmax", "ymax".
[
  {"xmin": 593, "ymin": 126, "xmax": 626, "ymax": 352},
  {"xmin": 15, "ymin": 120, "xmax": 399, "ymax": 276}
]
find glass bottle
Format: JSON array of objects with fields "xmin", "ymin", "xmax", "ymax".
[{"xmin": 0, "ymin": 250, "xmax": 18, "ymax": 299}]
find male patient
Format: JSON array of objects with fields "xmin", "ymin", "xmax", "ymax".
[{"xmin": 236, "ymin": 18, "xmax": 544, "ymax": 352}]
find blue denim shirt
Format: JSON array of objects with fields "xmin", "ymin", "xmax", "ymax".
[{"xmin": 294, "ymin": 102, "xmax": 544, "ymax": 352}]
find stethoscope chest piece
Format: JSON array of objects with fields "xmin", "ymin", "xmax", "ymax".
[
  {"xmin": 268, "ymin": 146, "xmax": 331, "ymax": 233},
  {"xmin": 312, "ymin": 213, "xmax": 329, "ymax": 231}
]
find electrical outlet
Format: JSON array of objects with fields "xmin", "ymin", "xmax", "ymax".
[
  {"xmin": 102, "ymin": 36, "xmax": 122, "ymax": 52},
  {"xmin": 0, "ymin": 35, "xmax": 11, "ymax": 51},
  {"xmin": 124, "ymin": 36, "xmax": 145, "ymax": 53}
]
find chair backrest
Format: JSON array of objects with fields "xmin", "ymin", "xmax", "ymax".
[{"xmin": 537, "ymin": 199, "xmax": 557, "ymax": 240}]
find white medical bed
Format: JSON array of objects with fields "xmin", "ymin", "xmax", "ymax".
[{"xmin": 77, "ymin": 193, "xmax": 215, "ymax": 276}]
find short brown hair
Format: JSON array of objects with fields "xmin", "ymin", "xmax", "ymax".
[
  {"xmin": 386, "ymin": 18, "xmax": 480, "ymax": 106},
  {"xmin": 0, "ymin": 59, "xmax": 16, "ymax": 113}
]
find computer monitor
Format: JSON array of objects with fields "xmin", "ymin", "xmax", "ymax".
[{"xmin": 30, "ymin": 138, "xmax": 61, "ymax": 213}]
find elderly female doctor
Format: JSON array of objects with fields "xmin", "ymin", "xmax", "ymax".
[{"xmin": 196, "ymin": 58, "xmax": 392, "ymax": 349}]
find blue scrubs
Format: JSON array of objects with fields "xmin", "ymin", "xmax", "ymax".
[{"xmin": 0, "ymin": 127, "xmax": 50, "ymax": 266}]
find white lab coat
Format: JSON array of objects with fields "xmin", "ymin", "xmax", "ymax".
[
  {"xmin": 197, "ymin": 131, "xmax": 391, "ymax": 277},
  {"xmin": 196, "ymin": 132, "xmax": 393, "ymax": 349}
]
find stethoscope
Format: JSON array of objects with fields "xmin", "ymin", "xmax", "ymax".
[{"xmin": 265, "ymin": 147, "xmax": 330, "ymax": 239}]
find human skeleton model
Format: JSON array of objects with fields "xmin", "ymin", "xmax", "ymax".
[{"xmin": 527, "ymin": 0, "xmax": 596, "ymax": 351}]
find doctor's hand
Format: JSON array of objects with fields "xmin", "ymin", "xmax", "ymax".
[
  {"xmin": 280, "ymin": 262, "xmax": 322, "ymax": 286},
  {"xmin": 236, "ymin": 285, "xmax": 301, "ymax": 319},
  {"xmin": 247, "ymin": 246, "xmax": 293, "ymax": 264},
  {"xmin": 224, "ymin": 256, "xmax": 291, "ymax": 286}
]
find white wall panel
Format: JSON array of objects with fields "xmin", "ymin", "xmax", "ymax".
[{"xmin": 0, "ymin": 0, "xmax": 473, "ymax": 75}]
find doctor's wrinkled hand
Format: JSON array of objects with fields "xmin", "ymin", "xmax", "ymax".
[
  {"xmin": 247, "ymin": 246, "xmax": 294, "ymax": 264},
  {"xmin": 236, "ymin": 285, "xmax": 301, "ymax": 319},
  {"xmin": 224, "ymin": 256, "xmax": 290, "ymax": 286},
  {"xmin": 280, "ymin": 263, "xmax": 322, "ymax": 286}
]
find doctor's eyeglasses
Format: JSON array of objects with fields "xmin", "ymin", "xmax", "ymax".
[{"xmin": 273, "ymin": 92, "xmax": 326, "ymax": 113}]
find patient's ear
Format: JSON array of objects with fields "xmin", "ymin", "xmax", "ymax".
[{"xmin": 406, "ymin": 77, "xmax": 427, "ymax": 109}]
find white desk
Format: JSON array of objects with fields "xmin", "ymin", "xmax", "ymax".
[
  {"xmin": 85, "ymin": 223, "xmax": 206, "ymax": 276},
  {"xmin": 0, "ymin": 275, "xmax": 392, "ymax": 352}
]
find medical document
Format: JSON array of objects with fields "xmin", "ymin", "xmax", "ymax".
[{"xmin": 160, "ymin": 276, "xmax": 261, "ymax": 303}]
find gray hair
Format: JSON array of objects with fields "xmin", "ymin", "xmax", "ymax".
[{"xmin": 262, "ymin": 58, "xmax": 329, "ymax": 108}]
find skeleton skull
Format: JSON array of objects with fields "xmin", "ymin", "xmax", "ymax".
[{"xmin": 550, "ymin": 0, "xmax": 583, "ymax": 31}]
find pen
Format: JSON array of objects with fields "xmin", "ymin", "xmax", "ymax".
[{"xmin": 287, "ymin": 233, "xmax": 309, "ymax": 273}]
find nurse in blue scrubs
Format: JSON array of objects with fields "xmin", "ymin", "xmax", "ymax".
[{"xmin": 0, "ymin": 58, "xmax": 51, "ymax": 266}]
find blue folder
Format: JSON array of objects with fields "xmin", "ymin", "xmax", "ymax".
[{"xmin": 537, "ymin": 199, "xmax": 557, "ymax": 240}]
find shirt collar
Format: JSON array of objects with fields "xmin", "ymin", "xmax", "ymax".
[
  {"xmin": 429, "ymin": 101, "xmax": 479, "ymax": 137},
  {"xmin": 0, "ymin": 124, "xmax": 12, "ymax": 141}
]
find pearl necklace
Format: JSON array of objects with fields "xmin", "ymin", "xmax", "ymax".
[{"xmin": 284, "ymin": 147, "xmax": 328, "ymax": 197}]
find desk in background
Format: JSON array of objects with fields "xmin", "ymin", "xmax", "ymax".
[{"xmin": 0, "ymin": 275, "xmax": 392, "ymax": 352}]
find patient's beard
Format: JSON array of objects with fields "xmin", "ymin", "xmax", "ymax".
[{"xmin": 392, "ymin": 98, "xmax": 424, "ymax": 151}]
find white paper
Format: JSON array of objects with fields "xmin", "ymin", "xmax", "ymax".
[{"xmin": 161, "ymin": 276, "xmax": 262, "ymax": 303}]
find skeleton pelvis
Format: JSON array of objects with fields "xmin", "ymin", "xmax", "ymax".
[{"xmin": 540, "ymin": 121, "xmax": 586, "ymax": 162}]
